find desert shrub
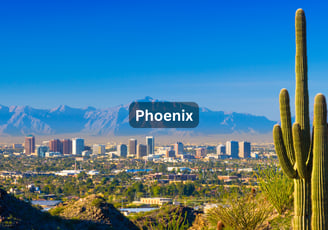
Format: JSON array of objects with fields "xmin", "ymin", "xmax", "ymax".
[
  {"xmin": 149, "ymin": 211, "xmax": 188, "ymax": 230},
  {"xmin": 49, "ymin": 206, "xmax": 65, "ymax": 216},
  {"xmin": 135, "ymin": 208, "xmax": 189, "ymax": 230},
  {"xmin": 91, "ymin": 198, "xmax": 103, "ymax": 208},
  {"xmin": 206, "ymin": 191, "xmax": 272, "ymax": 230},
  {"xmin": 257, "ymin": 166, "xmax": 293, "ymax": 214}
]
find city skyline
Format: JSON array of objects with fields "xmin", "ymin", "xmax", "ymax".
[
  {"xmin": 18, "ymin": 134, "xmax": 254, "ymax": 160},
  {"xmin": 1, "ymin": 1, "xmax": 328, "ymax": 121}
]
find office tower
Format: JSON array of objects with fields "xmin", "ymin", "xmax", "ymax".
[
  {"xmin": 146, "ymin": 136, "xmax": 154, "ymax": 155},
  {"xmin": 72, "ymin": 138, "xmax": 84, "ymax": 155},
  {"xmin": 166, "ymin": 150, "xmax": 176, "ymax": 158},
  {"xmin": 24, "ymin": 135, "xmax": 35, "ymax": 155},
  {"xmin": 37, "ymin": 145, "xmax": 49, "ymax": 158},
  {"xmin": 226, "ymin": 141, "xmax": 239, "ymax": 158},
  {"xmin": 117, "ymin": 144, "xmax": 127, "ymax": 158},
  {"xmin": 239, "ymin": 141, "xmax": 251, "ymax": 158},
  {"xmin": 12, "ymin": 144, "xmax": 23, "ymax": 149},
  {"xmin": 42, "ymin": 140, "xmax": 49, "ymax": 147},
  {"xmin": 93, "ymin": 144, "xmax": 106, "ymax": 154},
  {"xmin": 62, "ymin": 139, "xmax": 72, "ymax": 155},
  {"xmin": 49, "ymin": 139, "xmax": 62, "ymax": 154},
  {"xmin": 128, "ymin": 139, "xmax": 137, "ymax": 155},
  {"xmin": 137, "ymin": 144, "xmax": 147, "ymax": 159},
  {"xmin": 216, "ymin": 144, "xmax": 226, "ymax": 155},
  {"xmin": 196, "ymin": 148, "xmax": 206, "ymax": 158},
  {"xmin": 174, "ymin": 142, "xmax": 184, "ymax": 156}
]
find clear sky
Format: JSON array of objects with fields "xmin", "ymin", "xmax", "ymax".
[{"xmin": 1, "ymin": 0, "xmax": 328, "ymax": 120}]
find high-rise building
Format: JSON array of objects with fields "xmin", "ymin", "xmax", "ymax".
[
  {"xmin": 137, "ymin": 144, "xmax": 147, "ymax": 159},
  {"xmin": 42, "ymin": 141, "xmax": 50, "ymax": 147},
  {"xmin": 166, "ymin": 150, "xmax": 176, "ymax": 158},
  {"xmin": 93, "ymin": 144, "xmax": 106, "ymax": 155},
  {"xmin": 239, "ymin": 141, "xmax": 251, "ymax": 158},
  {"xmin": 12, "ymin": 144, "xmax": 23, "ymax": 149},
  {"xmin": 146, "ymin": 136, "xmax": 154, "ymax": 155},
  {"xmin": 196, "ymin": 148, "xmax": 206, "ymax": 158},
  {"xmin": 62, "ymin": 139, "xmax": 72, "ymax": 155},
  {"xmin": 24, "ymin": 135, "xmax": 35, "ymax": 155},
  {"xmin": 37, "ymin": 145, "xmax": 49, "ymax": 158},
  {"xmin": 128, "ymin": 139, "xmax": 137, "ymax": 155},
  {"xmin": 117, "ymin": 144, "xmax": 127, "ymax": 158},
  {"xmin": 49, "ymin": 139, "xmax": 62, "ymax": 154},
  {"xmin": 72, "ymin": 138, "xmax": 84, "ymax": 155},
  {"xmin": 226, "ymin": 141, "xmax": 239, "ymax": 158},
  {"xmin": 216, "ymin": 144, "xmax": 226, "ymax": 155},
  {"xmin": 174, "ymin": 142, "xmax": 184, "ymax": 156}
]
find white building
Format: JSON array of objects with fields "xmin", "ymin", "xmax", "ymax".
[
  {"xmin": 55, "ymin": 170, "xmax": 82, "ymax": 176},
  {"xmin": 93, "ymin": 144, "xmax": 106, "ymax": 155},
  {"xmin": 216, "ymin": 144, "xmax": 226, "ymax": 155},
  {"xmin": 87, "ymin": 170, "xmax": 100, "ymax": 176},
  {"xmin": 45, "ymin": 152, "xmax": 62, "ymax": 157},
  {"xmin": 226, "ymin": 141, "xmax": 239, "ymax": 159},
  {"xmin": 72, "ymin": 138, "xmax": 84, "ymax": 155},
  {"xmin": 82, "ymin": 150, "xmax": 92, "ymax": 156}
]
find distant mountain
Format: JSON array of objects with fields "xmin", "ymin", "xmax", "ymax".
[{"xmin": 0, "ymin": 97, "xmax": 276, "ymax": 137}]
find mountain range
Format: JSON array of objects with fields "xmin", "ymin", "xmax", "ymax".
[{"xmin": 0, "ymin": 97, "xmax": 276, "ymax": 137}]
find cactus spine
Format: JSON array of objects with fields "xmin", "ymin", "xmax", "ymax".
[
  {"xmin": 311, "ymin": 94, "xmax": 328, "ymax": 229},
  {"xmin": 273, "ymin": 9, "xmax": 312, "ymax": 229}
]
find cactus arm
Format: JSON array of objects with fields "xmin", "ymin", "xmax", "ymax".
[
  {"xmin": 306, "ymin": 127, "xmax": 313, "ymax": 174},
  {"xmin": 311, "ymin": 94, "xmax": 328, "ymax": 229},
  {"xmin": 293, "ymin": 123, "xmax": 307, "ymax": 178},
  {"xmin": 273, "ymin": 125, "xmax": 298, "ymax": 179},
  {"xmin": 280, "ymin": 88, "xmax": 296, "ymax": 165},
  {"xmin": 295, "ymin": 8, "xmax": 310, "ymax": 160}
]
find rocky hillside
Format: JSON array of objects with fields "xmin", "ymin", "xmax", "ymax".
[
  {"xmin": 51, "ymin": 194, "xmax": 139, "ymax": 230},
  {"xmin": 0, "ymin": 189, "xmax": 138, "ymax": 230}
]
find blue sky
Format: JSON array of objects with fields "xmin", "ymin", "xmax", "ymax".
[{"xmin": 1, "ymin": 0, "xmax": 328, "ymax": 120}]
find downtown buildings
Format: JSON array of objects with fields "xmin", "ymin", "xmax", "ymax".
[
  {"xmin": 239, "ymin": 141, "xmax": 251, "ymax": 158},
  {"xmin": 93, "ymin": 144, "xmax": 106, "ymax": 155},
  {"xmin": 128, "ymin": 139, "xmax": 137, "ymax": 156},
  {"xmin": 226, "ymin": 141, "xmax": 239, "ymax": 158},
  {"xmin": 224, "ymin": 141, "xmax": 251, "ymax": 159},
  {"xmin": 146, "ymin": 136, "xmax": 154, "ymax": 155},
  {"xmin": 49, "ymin": 139, "xmax": 62, "ymax": 153},
  {"xmin": 117, "ymin": 144, "xmax": 128, "ymax": 157},
  {"xmin": 21, "ymin": 134, "xmax": 252, "ymax": 161},
  {"xmin": 24, "ymin": 135, "xmax": 74, "ymax": 156},
  {"xmin": 137, "ymin": 144, "xmax": 147, "ymax": 159},
  {"xmin": 72, "ymin": 138, "xmax": 84, "ymax": 155},
  {"xmin": 174, "ymin": 142, "xmax": 184, "ymax": 157},
  {"xmin": 62, "ymin": 139, "xmax": 72, "ymax": 155},
  {"xmin": 24, "ymin": 135, "xmax": 35, "ymax": 155}
]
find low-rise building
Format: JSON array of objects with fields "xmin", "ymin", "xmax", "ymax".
[
  {"xmin": 140, "ymin": 197, "xmax": 172, "ymax": 205},
  {"xmin": 55, "ymin": 170, "xmax": 82, "ymax": 176}
]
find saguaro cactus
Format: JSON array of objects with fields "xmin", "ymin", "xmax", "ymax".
[
  {"xmin": 273, "ymin": 9, "xmax": 312, "ymax": 229},
  {"xmin": 311, "ymin": 94, "xmax": 328, "ymax": 229}
]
